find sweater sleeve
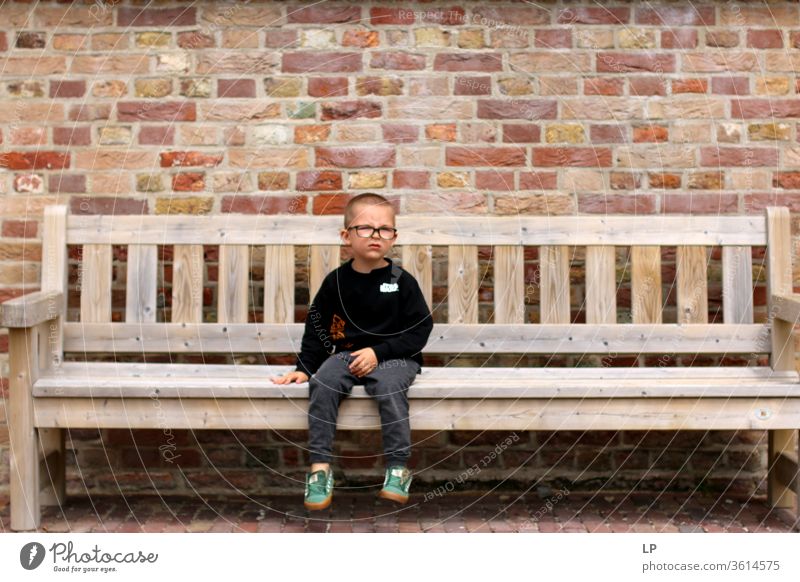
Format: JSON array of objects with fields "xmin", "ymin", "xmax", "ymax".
[
  {"xmin": 294, "ymin": 278, "xmax": 333, "ymax": 378},
  {"xmin": 371, "ymin": 273, "xmax": 433, "ymax": 363}
]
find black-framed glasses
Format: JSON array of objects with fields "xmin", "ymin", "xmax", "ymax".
[{"xmin": 346, "ymin": 225, "xmax": 398, "ymax": 240}]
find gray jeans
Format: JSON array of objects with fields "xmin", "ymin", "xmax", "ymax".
[{"xmin": 307, "ymin": 350, "xmax": 420, "ymax": 467}]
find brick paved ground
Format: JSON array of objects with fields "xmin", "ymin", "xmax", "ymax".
[{"xmin": 0, "ymin": 491, "xmax": 796, "ymax": 533}]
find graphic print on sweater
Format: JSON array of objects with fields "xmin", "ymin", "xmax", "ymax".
[{"xmin": 330, "ymin": 313, "xmax": 346, "ymax": 340}]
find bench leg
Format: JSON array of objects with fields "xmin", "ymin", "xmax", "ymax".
[
  {"xmin": 8, "ymin": 327, "xmax": 41, "ymax": 531},
  {"xmin": 767, "ymin": 429, "xmax": 799, "ymax": 531},
  {"xmin": 38, "ymin": 428, "xmax": 66, "ymax": 508}
]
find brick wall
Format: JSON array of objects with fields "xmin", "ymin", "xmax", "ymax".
[{"xmin": 1, "ymin": 0, "xmax": 799, "ymax": 498}]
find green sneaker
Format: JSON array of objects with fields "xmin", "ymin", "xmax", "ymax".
[
  {"xmin": 304, "ymin": 468, "xmax": 334, "ymax": 510},
  {"xmin": 378, "ymin": 465, "xmax": 412, "ymax": 504}
]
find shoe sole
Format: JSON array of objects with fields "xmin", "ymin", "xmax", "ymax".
[
  {"xmin": 378, "ymin": 489, "xmax": 409, "ymax": 504},
  {"xmin": 304, "ymin": 494, "xmax": 332, "ymax": 511}
]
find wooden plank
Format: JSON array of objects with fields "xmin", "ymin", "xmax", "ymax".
[
  {"xmin": 448, "ymin": 245, "xmax": 478, "ymax": 323},
  {"xmin": 63, "ymin": 322, "xmax": 772, "ymax": 354},
  {"xmin": 309, "ymin": 245, "xmax": 339, "ymax": 303},
  {"xmin": 80, "ymin": 244, "xmax": 112, "ymax": 323},
  {"xmin": 33, "ymin": 396, "xmax": 800, "ymax": 431},
  {"xmin": 402, "ymin": 245, "xmax": 433, "ymax": 312},
  {"xmin": 0, "ymin": 291, "xmax": 62, "ymax": 328},
  {"xmin": 67, "ymin": 215, "xmax": 768, "ymax": 245},
  {"xmin": 125, "ymin": 244, "xmax": 157, "ymax": 323},
  {"xmin": 766, "ymin": 207, "xmax": 795, "ymax": 373},
  {"xmin": 586, "ymin": 246, "xmax": 616, "ymax": 324},
  {"xmin": 772, "ymin": 293, "xmax": 800, "ymax": 325},
  {"xmin": 722, "ymin": 246, "xmax": 754, "ymax": 324},
  {"xmin": 631, "ymin": 246, "xmax": 662, "ymax": 324},
  {"xmin": 171, "ymin": 244, "xmax": 203, "ymax": 324},
  {"xmin": 768, "ymin": 430, "xmax": 798, "ymax": 508},
  {"xmin": 263, "ymin": 245, "xmax": 294, "ymax": 324},
  {"xmin": 494, "ymin": 245, "xmax": 524, "ymax": 324},
  {"xmin": 540, "ymin": 245, "xmax": 570, "ymax": 324},
  {"xmin": 676, "ymin": 246, "xmax": 708, "ymax": 324},
  {"xmin": 218, "ymin": 245, "xmax": 250, "ymax": 324}
]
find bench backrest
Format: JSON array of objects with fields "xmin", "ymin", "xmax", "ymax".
[{"xmin": 40, "ymin": 205, "xmax": 793, "ymax": 367}]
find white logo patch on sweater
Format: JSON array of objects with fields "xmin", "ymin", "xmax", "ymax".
[{"xmin": 380, "ymin": 282, "xmax": 399, "ymax": 293}]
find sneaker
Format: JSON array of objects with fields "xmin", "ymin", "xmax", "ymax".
[
  {"xmin": 304, "ymin": 468, "xmax": 334, "ymax": 510},
  {"xmin": 378, "ymin": 465, "xmax": 412, "ymax": 504}
]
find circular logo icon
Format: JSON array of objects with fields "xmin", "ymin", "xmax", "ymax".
[{"xmin": 20, "ymin": 542, "xmax": 46, "ymax": 570}]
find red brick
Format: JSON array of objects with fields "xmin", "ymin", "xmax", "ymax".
[
  {"xmin": 50, "ymin": 80, "xmax": 86, "ymax": 98},
  {"xmin": 700, "ymin": 147, "xmax": 779, "ymax": 167},
  {"xmin": 662, "ymin": 194, "xmax": 739, "ymax": 214},
  {"xmin": 519, "ymin": 171, "xmax": 558, "ymax": 190},
  {"xmin": 532, "ymin": 147, "xmax": 613, "ymax": 167},
  {"xmin": 370, "ymin": 7, "xmax": 414, "ymax": 25},
  {"xmin": 342, "ymin": 30, "xmax": 379, "ymax": 48},
  {"xmin": 308, "ymin": 77, "xmax": 348, "ymax": 97},
  {"xmin": 474, "ymin": 6, "xmax": 549, "ymax": 25},
  {"xmin": 220, "ymin": 194, "xmax": 308, "ymax": 214},
  {"xmin": 320, "ymin": 100, "xmax": 381, "ymax": 121},
  {"xmin": 118, "ymin": 101, "xmax": 196, "ymax": 122},
  {"xmin": 288, "ymin": 6, "xmax": 361, "ymax": 23},
  {"xmin": 160, "ymin": 152, "xmax": 223, "ymax": 168},
  {"xmin": 282, "ymin": 52, "xmax": 362, "ymax": 73},
  {"xmin": 139, "ymin": 126, "xmax": 175, "ymax": 146},
  {"xmin": 610, "ymin": 172, "xmax": 641, "ymax": 190},
  {"xmin": 633, "ymin": 126, "xmax": 668, "ymax": 143},
  {"xmin": 745, "ymin": 193, "xmax": 800, "ymax": 213},
  {"xmin": 49, "ymin": 174, "xmax": 86, "ymax": 193},
  {"xmin": 70, "ymin": 197, "xmax": 147, "ymax": 215},
  {"xmin": 556, "ymin": 7, "xmax": 630, "ymax": 25},
  {"xmin": 0, "ymin": 151, "xmax": 69, "ymax": 170},
  {"xmin": 773, "ymin": 172, "xmax": 800, "ymax": 189},
  {"xmin": 535, "ymin": 29, "xmax": 572, "ymax": 49},
  {"xmin": 503, "ymin": 124, "xmax": 541, "ymax": 143},
  {"xmin": 584, "ymin": 78, "xmax": 624, "ymax": 96},
  {"xmin": 392, "ymin": 170, "xmax": 429, "ymax": 189},
  {"xmin": 296, "ymin": 171, "xmax": 342, "ymax": 191},
  {"xmin": 446, "ymin": 146, "xmax": 526, "ymax": 167},
  {"xmin": 454, "ymin": 76, "xmax": 491, "ymax": 96},
  {"xmin": 172, "ymin": 173, "xmax": 204, "ymax": 191},
  {"xmin": 477, "ymin": 99, "xmax": 557, "ymax": 120},
  {"xmin": 382, "ymin": 124, "xmax": 418, "ymax": 144},
  {"xmin": 649, "ymin": 173, "xmax": 682, "ymax": 189},
  {"xmin": 218, "ymin": 79, "xmax": 255, "ymax": 98},
  {"xmin": 597, "ymin": 53, "xmax": 676, "ymax": 73},
  {"xmin": 591, "ymin": 125, "xmax": 627, "ymax": 143},
  {"xmin": 316, "ymin": 146, "xmax": 395, "ymax": 168},
  {"xmin": 661, "ymin": 29, "xmax": 698, "ymax": 49},
  {"xmin": 434, "ymin": 53, "xmax": 503, "ymax": 72},
  {"xmin": 630, "ymin": 77, "xmax": 666, "ymax": 96},
  {"xmin": 257, "ymin": 172, "xmax": 290, "ymax": 190},
  {"xmin": 53, "ymin": 127, "xmax": 91, "ymax": 146},
  {"xmin": 2, "ymin": 220, "xmax": 37, "ymax": 238},
  {"xmin": 476, "ymin": 171, "xmax": 514, "ymax": 191},
  {"xmin": 635, "ymin": 6, "xmax": 715, "ymax": 26},
  {"xmin": 747, "ymin": 30, "xmax": 783, "ymax": 49},
  {"xmin": 672, "ymin": 79, "xmax": 708, "ymax": 94},
  {"xmin": 579, "ymin": 194, "xmax": 657, "ymax": 214},
  {"xmin": 294, "ymin": 125, "xmax": 330, "ymax": 144},
  {"xmin": 264, "ymin": 30, "xmax": 298, "ymax": 49},
  {"xmin": 118, "ymin": 7, "xmax": 196, "ymax": 26},
  {"xmin": 732, "ymin": 99, "xmax": 800, "ymax": 118},
  {"xmin": 178, "ymin": 31, "xmax": 215, "ymax": 49},
  {"xmin": 711, "ymin": 77, "xmax": 749, "ymax": 95},
  {"xmin": 0, "ymin": 31, "xmax": 6, "ymax": 52},
  {"xmin": 370, "ymin": 51, "xmax": 425, "ymax": 70},
  {"xmin": 792, "ymin": 31, "xmax": 800, "ymax": 49}
]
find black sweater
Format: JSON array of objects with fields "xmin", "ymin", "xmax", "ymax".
[{"xmin": 294, "ymin": 257, "xmax": 434, "ymax": 377}]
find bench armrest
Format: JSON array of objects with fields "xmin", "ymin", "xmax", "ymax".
[
  {"xmin": 771, "ymin": 293, "xmax": 800, "ymax": 324},
  {"xmin": 0, "ymin": 290, "xmax": 64, "ymax": 328}
]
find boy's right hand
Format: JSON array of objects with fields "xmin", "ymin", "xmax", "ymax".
[{"xmin": 271, "ymin": 371, "xmax": 309, "ymax": 384}]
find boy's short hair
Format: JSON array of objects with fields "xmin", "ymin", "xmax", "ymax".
[{"xmin": 343, "ymin": 193, "xmax": 395, "ymax": 229}]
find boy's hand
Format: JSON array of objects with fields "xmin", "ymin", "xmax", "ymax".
[
  {"xmin": 349, "ymin": 348, "xmax": 378, "ymax": 377},
  {"xmin": 271, "ymin": 371, "xmax": 309, "ymax": 384}
]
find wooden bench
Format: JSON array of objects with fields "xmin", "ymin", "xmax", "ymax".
[{"xmin": 3, "ymin": 204, "xmax": 800, "ymax": 531}]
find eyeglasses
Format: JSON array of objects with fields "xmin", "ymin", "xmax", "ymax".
[{"xmin": 346, "ymin": 225, "xmax": 398, "ymax": 240}]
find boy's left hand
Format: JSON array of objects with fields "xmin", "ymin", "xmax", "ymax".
[{"xmin": 349, "ymin": 348, "xmax": 378, "ymax": 377}]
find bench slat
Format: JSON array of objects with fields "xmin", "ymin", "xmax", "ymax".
[
  {"xmin": 66, "ymin": 215, "xmax": 768, "ymax": 245},
  {"xmin": 218, "ymin": 245, "xmax": 249, "ymax": 323},
  {"xmin": 631, "ymin": 246, "xmax": 662, "ymax": 324},
  {"xmin": 586, "ymin": 246, "xmax": 616, "ymax": 324},
  {"xmin": 264, "ymin": 245, "xmax": 294, "ymax": 324},
  {"xmin": 80, "ymin": 244, "xmax": 111, "ymax": 323},
  {"xmin": 723, "ymin": 246, "xmax": 754, "ymax": 324},
  {"xmin": 448, "ymin": 245, "xmax": 478, "ymax": 323},
  {"xmin": 125, "ymin": 244, "xmax": 157, "ymax": 323},
  {"xmin": 172, "ymin": 244, "xmax": 203, "ymax": 323},
  {"xmin": 402, "ymin": 244, "xmax": 433, "ymax": 311},
  {"xmin": 32, "ymin": 397, "xmax": 800, "ymax": 430},
  {"xmin": 677, "ymin": 245, "xmax": 709, "ymax": 324},
  {"xmin": 540, "ymin": 245, "xmax": 570, "ymax": 323},
  {"xmin": 495, "ymin": 245, "xmax": 525, "ymax": 324},
  {"xmin": 62, "ymin": 322, "xmax": 772, "ymax": 353}
]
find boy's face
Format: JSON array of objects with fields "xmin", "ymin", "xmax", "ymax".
[{"xmin": 341, "ymin": 203, "xmax": 397, "ymax": 259}]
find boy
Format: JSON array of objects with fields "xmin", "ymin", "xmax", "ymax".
[{"xmin": 272, "ymin": 193, "xmax": 434, "ymax": 510}]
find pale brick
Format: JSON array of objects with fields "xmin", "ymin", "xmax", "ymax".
[
  {"xmin": 349, "ymin": 172, "xmax": 387, "ymax": 189},
  {"xmin": 545, "ymin": 124, "xmax": 586, "ymax": 144}
]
